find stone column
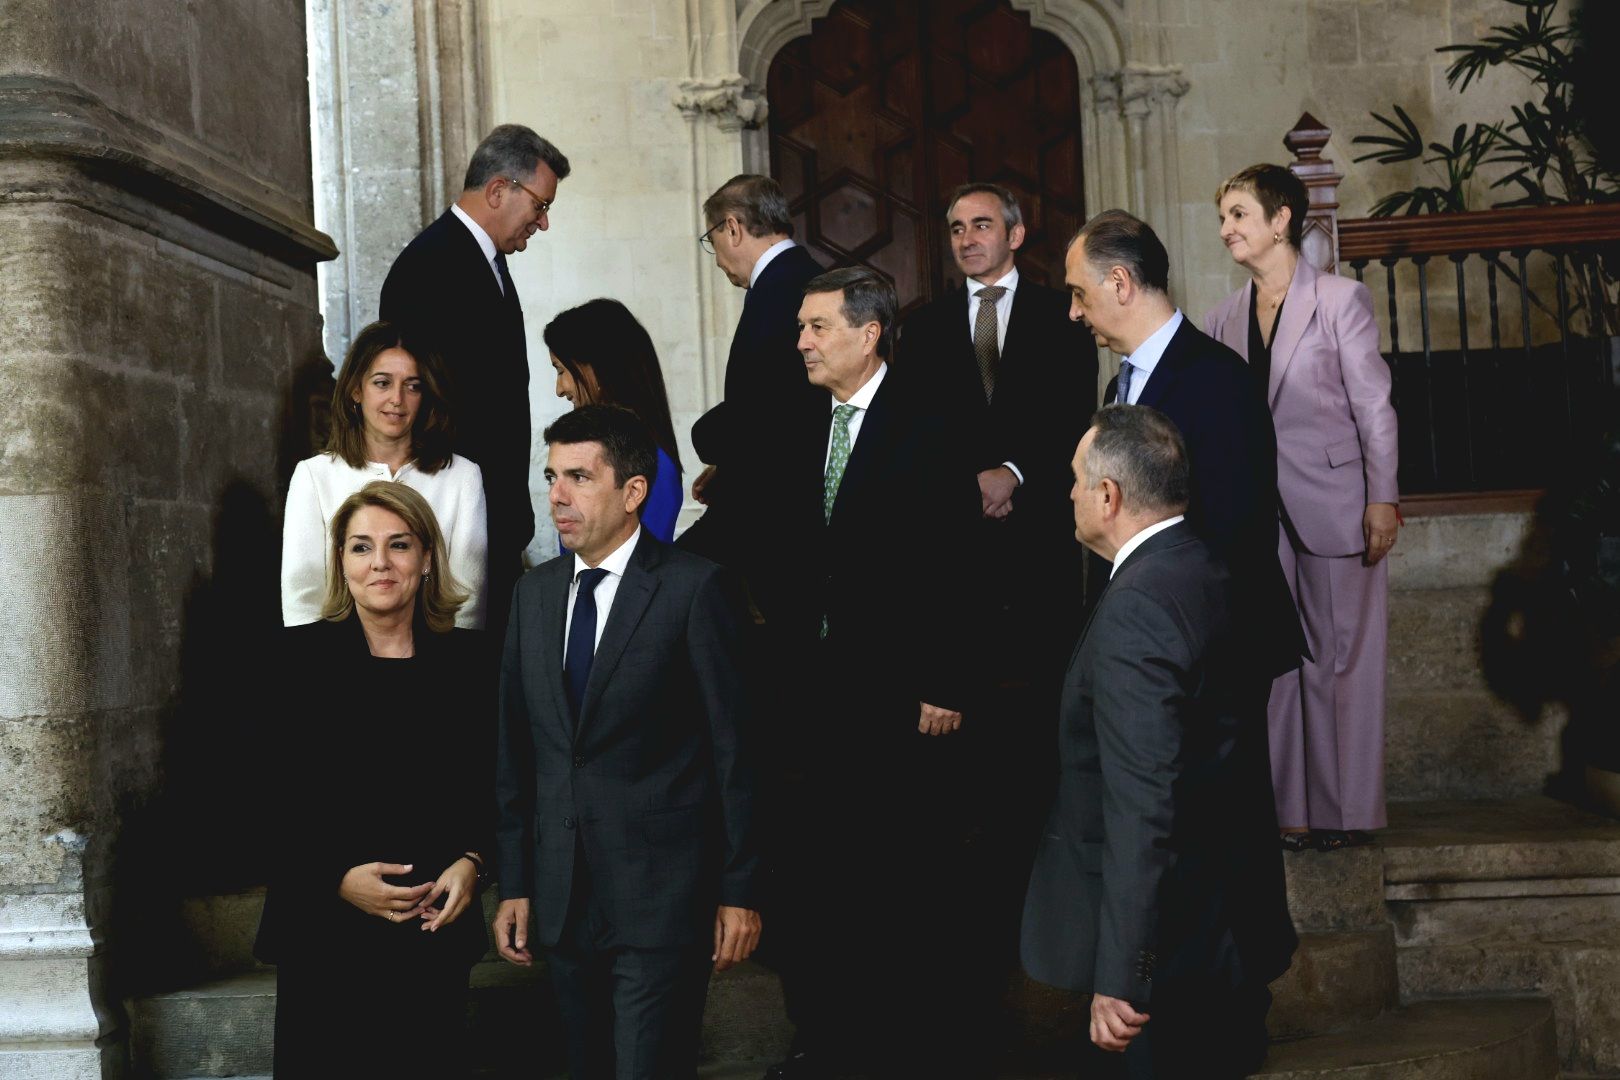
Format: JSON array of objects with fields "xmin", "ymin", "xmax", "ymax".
[
  {"xmin": 673, "ymin": 0, "xmax": 768, "ymax": 416},
  {"xmin": 307, "ymin": 0, "xmax": 487, "ymax": 365},
  {"xmin": 0, "ymin": 3, "xmax": 334, "ymax": 1075},
  {"xmin": 1103, "ymin": 64, "xmax": 1191, "ymax": 299}
]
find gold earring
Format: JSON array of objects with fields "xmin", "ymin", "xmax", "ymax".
[{"xmin": 1273, "ymin": 232, "xmax": 1282, "ymax": 243}]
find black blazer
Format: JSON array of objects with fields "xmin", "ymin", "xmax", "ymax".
[
  {"xmin": 255, "ymin": 617, "xmax": 493, "ymax": 966},
  {"xmin": 380, "ymin": 211, "xmax": 535, "ymax": 563},
  {"xmin": 691, "ymin": 243, "xmax": 826, "ymax": 470},
  {"xmin": 1108, "ymin": 318, "xmax": 1306, "ymax": 677},
  {"xmin": 754, "ymin": 367, "xmax": 985, "ymax": 716},
  {"xmin": 493, "ymin": 534, "xmax": 760, "ymax": 950},
  {"xmin": 1021, "ymin": 523, "xmax": 1296, "ymax": 1002},
  {"xmin": 897, "ymin": 277, "xmax": 1097, "ymax": 515}
]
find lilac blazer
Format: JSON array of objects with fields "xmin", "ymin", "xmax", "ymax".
[{"xmin": 1204, "ymin": 259, "xmax": 1398, "ymax": 558}]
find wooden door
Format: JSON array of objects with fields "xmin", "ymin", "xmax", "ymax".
[{"xmin": 767, "ymin": 0, "xmax": 1085, "ymax": 316}]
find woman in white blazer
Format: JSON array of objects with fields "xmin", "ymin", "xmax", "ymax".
[
  {"xmin": 1206, "ymin": 165, "xmax": 1400, "ymax": 852},
  {"xmin": 282, "ymin": 321, "xmax": 488, "ymax": 628}
]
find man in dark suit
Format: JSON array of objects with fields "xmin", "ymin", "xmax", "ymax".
[
  {"xmin": 895, "ymin": 184, "xmax": 1098, "ymax": 1017},
  {"xmin": 753, "ymin": 268, "xmax": 986, "ymax": 1079},
  {"xmin": 1066, "ymin": 209, "xmax": 1305, "ymax": 683},
  {"xmin": 380, "ymin": 124, "xmax": 571, "ymax": 635},
  {"xmin": 1021, "ymin": 404, "xmax": 1296, "ymax": 1079},
  {"xmin": 491, "ymin": 406, "xmax": 761, "ymax": 1079},
  {"xmin": 680, "ymin": 173, "xmax": 824, "ymax": 567}
]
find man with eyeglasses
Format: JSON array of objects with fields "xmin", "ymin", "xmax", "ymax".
[
  {"xmin": 381, "ymin": 124, "xmax": 570, "ymax": 638},
  {"xmin": 678, "ymin": 174, "xmax": 823, "ymax": 570}
]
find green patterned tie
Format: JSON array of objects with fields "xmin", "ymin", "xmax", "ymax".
[
  {"xmin": 821, "ymin": 403, "xmax": 858, "ymax": 639},
  {"xmin": 823, "ymin": 403, "xmax": 858, "ymax": 522}
]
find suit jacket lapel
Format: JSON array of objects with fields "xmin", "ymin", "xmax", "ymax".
[
  {"xmin": 1267, "ymin": 260, "xmax": 1317, "ymax": 405},
  {"xmin": 1221, "ymin": 281, "xmax": 1255, "ymax": 359},
  {"xmin": 1134, "ymin": 319, "xmax": 1194, "ymax": 410},
  {"xmin": 1000, "ymin": 283, "xmax": 1036, "ymax": 368},
  {"xmin": 827, "ymin": 375, "xmax": 893, "ymax": 523},
  {"xmin": 577, "ymin": 535, "xmax": 662, "ymax": 735},
  {"xmin": 539, "ymin": 561, "xmax": 574, "ymax": 739}
]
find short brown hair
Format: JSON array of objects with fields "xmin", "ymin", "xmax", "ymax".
[
  {"xmin": 320, "ymin": 481, "xmax": 467, "ymax": 633},
  {"xmin": 328, "ymin": 321, "xmax": 455, "ymax": 473},
  {"xmin": 703, "ymin": 174, "xmax": 794, "ymax": 238},
  {"xmin": 1070, "ymin": 210, "xmax": 1170, "ymax": 294},
  {"xmin": 1215, "ymin": 164, "xmax": 1309, "ymax": 250},
  {"xmin": 804, "ymin": 267, "xmax": 897, "ymax": 360}
]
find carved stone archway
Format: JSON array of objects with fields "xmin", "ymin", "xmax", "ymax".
[{"xmin": 676, "ymin": 0, "xmax": 1189, "ymax": 402}]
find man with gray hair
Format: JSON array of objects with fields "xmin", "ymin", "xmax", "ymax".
[
  {"xmin": 752, "ymin": 266, "xmax": 985, "ymax": 1079},
  {"xmin": 1021, "ymin": 404, "xmax": 1296, "ymax": 1079},
  {"xmin": 381, "ymin": 123, "xmax": 571, "ymax": 636},
  {"xmin": 681, "ymin": 174, "xmax": 823, "ymax": 567}
]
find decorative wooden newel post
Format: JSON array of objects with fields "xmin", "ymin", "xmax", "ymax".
[{"xmin": 1285, "ymin": 112, "xmax": 1344, "ymax": 274}]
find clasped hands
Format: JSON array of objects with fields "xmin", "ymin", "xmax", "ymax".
[
  {"xmin": 979, "ymin": 466, "xmax": 1018, "ymax": 520},
  {"xmin": 493, "ymin": 898, "xmax": 762, "ymax": 972},
  {"xmin": 339, "ymin": 858, "xmax": 477, "ymax": 932}
]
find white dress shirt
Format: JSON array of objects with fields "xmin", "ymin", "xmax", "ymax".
[
  {"xmin": 965, "ymin": 267, "xmax": 1019, "ymax": 353},
  {"xmin": 965, "ymin": 270, "xmax": 1025, "ymax": 484},
  {"xmin": 749, "ymin": 238, "xmax": 797, "ymax": 287},
  {"xmin": 1110, "ymin": 514, "xmax": 1186, "ymax": 578},
  {"xmin": 562, "ymin": 526, "xmax": 642, "ymax": 661},
  {"xmin": 281, "ymin": 452, "xmax": 489, "ymax": 628},
  {"xmin": 1118, "ymin": 309, "xmax": 1185, "ymax": 404},
  {"xmin": 824, "ymin": 362, "xmax": 889, "ymax": 471},
  {"xmin": 450, "ymin": 203, "xmax": 504, "ymax": 295}
]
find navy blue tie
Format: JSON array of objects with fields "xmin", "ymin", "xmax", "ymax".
[
  {"xmin": 1116, "ymin": 358, "xmax": 1135, "ymax": 404},
  {"xmin": 565, "ymin": 568, "xmax": 610, "ymax": 723}
]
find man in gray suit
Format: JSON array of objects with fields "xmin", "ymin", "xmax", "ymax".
[
  {"xmin": 1020, "ymin": 405, "xmax": 1295, "ymax": 1079},
  {"xmin": 492, "ymin": 405, "xmax": 762, "ymax": 1079}
]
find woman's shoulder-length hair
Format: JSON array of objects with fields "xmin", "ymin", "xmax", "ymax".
[
  {"xmin": 327, "ymin": 321, "xmax": 457, "ymax": 473},
  {"xmin": 319, "ymin": 480, "xmax": 467, "ymax": 633}
]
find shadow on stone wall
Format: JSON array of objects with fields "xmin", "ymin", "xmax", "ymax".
[
  {"xmin": 112, "ymin": 354, "xmax": 336, "ymax": 996},
  {"xmin": 1480, "ymin": 409, "xmax": 1620, "ymax": 810}
]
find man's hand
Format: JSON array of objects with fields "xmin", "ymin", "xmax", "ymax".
[
  {"xmin": 692, "ymin": 465, "xmax": 719, "ymax": 506},
  {"xmin": 918, "ymin": 702, "xmax": 963, "ymax": 736},
  {"xmin": 978, "ymin": 466, "xmax": 1018, "ymax": 520},
  {"xmin": 493, "ymin": 897, "xmax": 533, "ymax": 967},
  {"xmin": 1363, "ymin": 502, "xmax": 1399, "ymax": 566},
  {"xmin": 1090, "ymin": 993, "xmax": 1150, "ymax": 1052},
  {"xmin": 337, "ymin": 862, "xmax": 433, "ymax": 922},
  {"xmin": 712, "ymin": 905, "xmax": 762, "ymax": 971}
]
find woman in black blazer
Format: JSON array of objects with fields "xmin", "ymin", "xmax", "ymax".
[{"xmin": 255, "ymin": 480, "xmax": 492, "ymax": 1076}]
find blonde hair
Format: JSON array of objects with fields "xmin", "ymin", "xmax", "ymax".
[{"xmin": 320, "ymin": 481, "xmax": 467, "ymax": 633}]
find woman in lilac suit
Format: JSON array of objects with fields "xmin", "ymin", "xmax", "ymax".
[{"xmin": 1206, "ymin": 164, "xmax": 1400, "ymax": 851}]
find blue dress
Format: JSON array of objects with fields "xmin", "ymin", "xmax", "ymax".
[{"xmin": 642, "ymin": 446, "xmax": 683, "ymax": 542}]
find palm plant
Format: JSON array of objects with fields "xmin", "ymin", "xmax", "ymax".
[{"xmin": 1351, "ymin": 0, "xmax": 1618, "ymax": 334}]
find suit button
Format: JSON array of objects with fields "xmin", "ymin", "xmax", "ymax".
[
  {"xmin": 573, "ymin": 755, "xmax": 584, "ymax": 768},
  {"xmin": 563, "ymin": 817, "xmax": 576, "ymax": 829}
]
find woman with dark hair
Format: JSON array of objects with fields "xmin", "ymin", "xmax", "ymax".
[
  {"xmin": 281, "ymin": 320, "xmax": 489, "ymax": 627},
  {"xmin": 1205, "ymin": 164, "xmax": 1401, "ymax": 852},
  {"xmin": 543, "ymin": 298, "xmax": 685, "ymax": 541},
  {"xmin": 256, "ymin": 481, "xmax": 491, "ymax": 1076}
]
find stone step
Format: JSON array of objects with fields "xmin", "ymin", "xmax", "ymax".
[
  {"xmin": 1267, "ymin": 930, "xmax": 1397, "ymax": 1040},
  {"xmin": 1254, "ymin": 997, "xmax": 1558, "ymax": 1079},
  {"xmin": 1381, "ymin": 796, "xmax": 1620, "ymax": 1076}
]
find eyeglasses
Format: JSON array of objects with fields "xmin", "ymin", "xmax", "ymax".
[
  {"xmin": 507, "ymin": 178, "xmax": 552, "ymax": 220},
  {"xmin": 698, "ymin": 220, "xmax": 724, "ymax": 254}
]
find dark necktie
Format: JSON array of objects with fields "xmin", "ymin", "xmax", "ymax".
[
  {"xmin": 973, "ymin": 285, "xmax": 1007, "ymax": 403},
  {"xmin": 565, "ymin": 568, "xmax": 610, "ymax": 723},
  {"xmin": 1115, "ymin": 358, "xmax": 1135, "ymax": 405},
  {"xmin": 494, "ymin": 252, "xmax": 512, "ymax": 300}
]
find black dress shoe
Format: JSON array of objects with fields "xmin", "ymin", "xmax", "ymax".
[
  {"xmin": 1314, "ymin": 829, "xmax": 1374, "ymax": 852},
  {"xmin": 762, "ymin": 1051, "xmax": 824, "ymax": 1079}
]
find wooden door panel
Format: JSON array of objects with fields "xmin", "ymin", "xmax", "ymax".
[{"xmin": 769, "ymin": 0, "xmax": 1085, "ymax": 313}]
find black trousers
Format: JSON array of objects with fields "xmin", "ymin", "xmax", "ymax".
[{"xmin": 547, "ymin": 849, "xmax": 712, "ymax": 1080}]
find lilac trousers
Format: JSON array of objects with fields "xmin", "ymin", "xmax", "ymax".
[{"xmin": 1268, "ymin": 530, "xmax": 1389, "ymax": 831}]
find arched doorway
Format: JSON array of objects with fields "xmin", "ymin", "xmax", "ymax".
[{"xmin": 766, "ymin": 0, "xmax": 1085, "ymax": 315}]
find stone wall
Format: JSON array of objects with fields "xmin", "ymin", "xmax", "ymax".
[{"xmin": 0, "ymin": 1, "xmax": 333, "ymax": 1074}]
